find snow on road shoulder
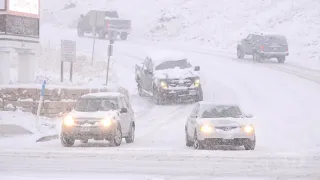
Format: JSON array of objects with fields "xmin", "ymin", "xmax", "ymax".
[{"xmin": 0, "ymin": 111, "xmax": 59, "ymax": 147}]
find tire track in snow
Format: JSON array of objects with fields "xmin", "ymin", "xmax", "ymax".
[
  {"xmin": 134, "ymin": 105, "xmax": 190, "ymax": 141},
  {"xmin": 0, "ymin": 148, "xmax": 319, "ymax": 178}
]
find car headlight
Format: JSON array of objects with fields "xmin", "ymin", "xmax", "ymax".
[
  {"xmin": 63, "ymin": 115, "xmax": 74, "ymax": 126},
  {"xmin": 242, "ymin": 125, "xmax": 255, "ymax": 134},
  {"xmin": 160, "ymin": 81, "xmax": 168, "ymax": 89},
  {"xmin": 101, "ymin": 118, "xmax": 112, "ymax": 127},
  {"xmin": 194, "ymin": 79, "xmax": 200, "ymax": 87},
  {"xmin": 200, "ymin": 124, "xmax": 214, "ymax": 133}
]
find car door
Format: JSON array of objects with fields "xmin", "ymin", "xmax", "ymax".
[
  {"xmin": 187, "ymin": 103, "xmax": 200, "ymax": 139},
  {"xmin": 141, "ymin": 58, "xmax": 150, "ymax": 91},
  {"xmin": 117, "ymin": 97, "xmax": 128, "ymax": 133},
  {"xmin": 120, "ymin": 97, "xmax": 132, "ymax": 135},
  {"xmin": 145, "ymin": 59, "xmax": 154, "ymax": 92},
  {"xmin": 243, "ymin": 34, "xmax": 253, "ymax": 54}
]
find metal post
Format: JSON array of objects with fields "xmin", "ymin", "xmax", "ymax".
[
  {"xmin": 91, "ymin": 12, "xmax": 98, "ymax": 65},
  {"xmin": 60, "ymin": 62, "xmax": 64, "ymax": 82},
  {"xmin": 70, "ymin": 62, "xmax": 73, "ymax": 82},
  {"xmin": 106, "ymin": 54, "xmax": 111, "ymax": 86}
]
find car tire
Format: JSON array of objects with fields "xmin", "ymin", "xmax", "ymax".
[
  {"xmin": 277, "ymin": 57, "xmax": 285, "ymax": 63},
  {"xmin": 195, "ymin": 88, "xmax": 203, "ymax": 102},
  {"xmin": 185, "ymin": 127, "xmax": 193, "ymax": 147},
  {"xmin": 244, "ymin": 136, "xmax": 256, "ymax": 150},
  {"xmin": 80, "ymin": 139, "xmax": 88, "ymax": 143},
  {"xmin": 120, "ymin": 32, "xmax": 128, "ymax": 40},
  {"xmin": 125, "ymin": 124, "xmax": 135, "ymax": 143},
  {"xmin": 253, "ymin": 52, "xmax": 263, "ymax": 62},
  {"xmin": 109, "ymin": 123, "xmax": 122, "ymax": 147},
  {"xmin": 153, "ymin": 87, "xmax": 164, "ymax": 105},
  {"xmin": 60, "ymin": 134, "xmax": 75, "ymax": 147},
  {"xmin": 193, "ymin": 131, "xmax": 205, "ymax": 150},
  {"xmin": 237, "ymin": 47, "xmax": 244, "ymax": 59},
  {"xmin": 137, "ymin": 81, "xmax": 144, "ymax": 97},
  {"xmin": 77, "ymin": 28, "xmax": 84, "ymax": 37},
  {"xmin": 98, "ymin": 30, "xmax": 106, "ymax": 39}
]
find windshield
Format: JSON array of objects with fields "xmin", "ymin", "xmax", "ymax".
[
  {"xmin": 74, "ymin": 98, "xmax": 118, "ymax": 112},
  {"xmin": 201, "ymin": 105, "xmax": 243, "ymax": 118},
  {"xmin": 263, "ymin": 35, "xmax": 287, "ymax": 45},
  {"xmin": 105, "ymin": 11, "xmax": 119, "ymax": 18},
  {"xmin": 155, "ymin": 59, "xmax": 192, "ymax": 70}
]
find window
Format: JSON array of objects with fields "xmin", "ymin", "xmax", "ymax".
[
  {"xmin": 143, "ymin": 58, "xmax": 151, "ymax": 70},
  {"xmin": 74, "ymin": 98, "xmax": 118, "ymax": 112},
  {"xmin": 200, "ymin": 105, "xmax": 243, "ymax": 118},
  {"xmin": 155, "ymin": 59, "xmax": 192, "ymax": 70},
  {"xmin": 147, "ymin": 60, "xmax": 153, "ymax": 71},
  {"xmin": 120, "ymin": 97, "xmax": 128, "ymax": 109}
]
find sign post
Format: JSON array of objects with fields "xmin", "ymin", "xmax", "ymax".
[
  {"xmin": 61, "ymin": 40, "xmax": 76, "ymax": 82},
  {"xmin": 106, "ymin": 38, "xmax": 114, "ymax": 86},
  {"xmin": 36, "ymin": 80, "xmax": 46, "ymax": 130}
]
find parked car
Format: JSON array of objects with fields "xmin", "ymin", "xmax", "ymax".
[
  {"xmin": 135, "ymin": 52, "xmax": 203, "ymax": 104},
  {"xmin": 185, "ymin": 102, "xmax": 256, "ymax": 150},
  {"xmin": 60, "ymin": 92, "xmax": 135, "ymax": 147},
  {"xmin": 237, "ymin": 33, "xmax": 289, "ymax": 63},
  {"xmin": 77, "ymin": 10, "xmax": 131, "ymax": 40}
]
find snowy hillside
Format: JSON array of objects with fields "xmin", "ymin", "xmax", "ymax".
[{"xmin": 40, "ymin": 0, "xmax": 320, "ymax": 69}]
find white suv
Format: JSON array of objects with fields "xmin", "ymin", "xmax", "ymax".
[{"xmin": 60, "ymin": 92, "xmax": 135, "ymax": 147}]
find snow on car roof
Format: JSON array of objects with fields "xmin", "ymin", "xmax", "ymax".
[
  {"xmin": 252, "ymin": 32, "xmax": 285, "ymax": 37},
  {"xmin": 81, "ymin": 92, "xmax": 124, "ymax": 98},
  {"xmin": 147, "ymin": 50, "xmax": 188, "ymax": 65},
  {"xmin": 199, "ymin": 101, "xmax": 240, "ymax": 107}
]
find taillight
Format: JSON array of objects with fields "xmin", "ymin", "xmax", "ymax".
[
  {"xmin": 106, "ymin": 20, "xmax": 109, "ymax": 29},
  {"xmin": 260, "ymin": 45, "xmax": 264, "ymax": 51}
]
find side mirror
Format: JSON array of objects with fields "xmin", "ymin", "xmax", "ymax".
[
  {"xmin": 144, "ymin": 69, "xmax": 153, "ymax": 75},
  {"xmin": 120, "ymin": 108, "xmax": 128, "ymax": 113},
  {"xmin": 194, "ymin": 66, "xmax": 200, "ymax": 71},
  {"xmin": 245, "ymin": 113, "xmax": 253, "ymax": 118}
]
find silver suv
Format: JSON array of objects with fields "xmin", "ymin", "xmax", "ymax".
[{"xmin": 60, "ymin": 92, "xmax": 135, "ymax": 147}]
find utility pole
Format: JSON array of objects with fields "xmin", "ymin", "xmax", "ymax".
[{"xmin": 91, "ymin": 11, "xmax": 98, "ymax": 65}]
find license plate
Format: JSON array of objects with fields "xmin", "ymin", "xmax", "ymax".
[
  {"xmin": 80, "ymin": 127, "xmax": 91, "ymax": 132},
  {"xmin": 223, "ymin": 134, "xmax": 235, "ymax": 139},
  {"xmin": 189, "ymin": 91, "xmax": 197, "ymax": 95}
]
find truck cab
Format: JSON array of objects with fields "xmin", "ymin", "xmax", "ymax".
[{"xmin": 135, "ymin": 52, "xmax": 203, "ymax": 104}]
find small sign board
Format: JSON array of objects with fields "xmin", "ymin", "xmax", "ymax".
[{"xmin": 61, "ymin": 40, "xmax": 76, "ymax": 62}]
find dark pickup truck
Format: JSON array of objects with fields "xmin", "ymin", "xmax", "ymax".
[
  {"xmin": 135, "ymin": 53, "xmax": 203, "ymax": 105},
  {"xmin": 77, "ymin": 10, "xmax": 131, "ymax": 40},
  {"xmin": 237, "ymin": 33, "xmax": 289, "ymax": 63}
]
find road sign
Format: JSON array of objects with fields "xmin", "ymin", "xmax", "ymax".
[{"xmin": 61, "ymin": 40, "xmax": 76, "ymax": 62}]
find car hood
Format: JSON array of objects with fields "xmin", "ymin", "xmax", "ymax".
[
  {"xmin": 68, "ymin": 110, "xmax": 119, "ymax": 119},
  {"xmin": 154, "ymin": 67, "xmax": 197, "ymax": 79},
  {"xmin": 198, "ymin": 117, "xmax": 251, "ymax": 127}
]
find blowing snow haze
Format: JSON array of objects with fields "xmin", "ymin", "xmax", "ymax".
[{"xmin": 0, "ymin": 0, "xmax": 320, "ymax": 179}]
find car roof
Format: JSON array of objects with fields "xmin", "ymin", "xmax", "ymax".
[
  {"xmin": 198, "ymin": 101, "xmax": 240, "ymax": 107},
  {"xmin": 251, "ymin": 32, "xmax": 286, "ymax": 37},
  {"xmin": 147, "ymin": 50, "xmax": 187, "ymax": 65},
  {"xmin": 81, "ymin": 92, "xmax": 124, "ymax": 99}
]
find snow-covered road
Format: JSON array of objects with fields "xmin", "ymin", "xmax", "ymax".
[{"xmin": 1, "ymin": 26, "xmax": 320, "ymax": 179}]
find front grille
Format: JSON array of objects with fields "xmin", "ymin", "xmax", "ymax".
[
  {"xmin": 167, "ymin": 78, "xmax": 193, "ymax": 87},
  {"xmin": 74, "ymin": 118, "xmax": 101, "ymax": 125},
  {"xmin": 215, "ymin": 126, "xmax": 238, "ymax": 131}
]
